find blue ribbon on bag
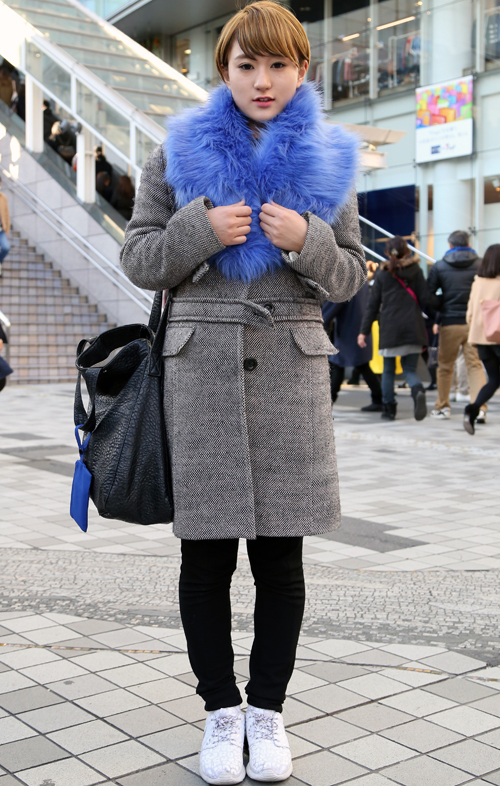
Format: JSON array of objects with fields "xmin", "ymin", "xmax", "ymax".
[{"xmin": 70, "ymin": 425, "xmax": 92, "ymax": 532}]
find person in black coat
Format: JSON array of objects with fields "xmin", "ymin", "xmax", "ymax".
[
  {"xmin": 427, "ymin": 229, "xmax": 486, "ymax": 420},
  {"xmin": 358, "ymin": 236, "xmax": 439, "ymax": 421},
  {"xmin": 323, "ymin": 282, "xmax": 383, "ymax": 411}
]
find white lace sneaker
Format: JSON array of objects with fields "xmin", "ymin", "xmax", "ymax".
[
  {"xmin": 199, "ymin": 706, "xmax": 245, "ymax": 785},
  {"xmin": 246, "ymin": 705, "xmax": 293, "ymax": 782},
  {"xmin": 431, "ymin": 407, "xmax": 451, "ymax": 420}
]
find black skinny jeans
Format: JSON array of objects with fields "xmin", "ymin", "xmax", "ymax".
[
  {"xmin": 179, "ymin": 536, "xmax": 305, "ymax": 713},
  {"xmin": 474, "ymin": 345, "xmax": 500, "ymax": 408},
  {"xmin": 329, "ymin": 362, "xmax": 382, "ymax": 404}
]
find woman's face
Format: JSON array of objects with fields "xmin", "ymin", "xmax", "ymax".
[{"xmin": 222, "ymin": 39, "xmax": 308, "ymax": 123}]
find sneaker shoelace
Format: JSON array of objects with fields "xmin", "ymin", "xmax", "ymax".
[
  {"xmin": 208, "ymin": 714, "xmax": 241, "ymax": 745},
  {"xmin": 249, "ymin": 712, "xmax": 279, "ymax": 742}
]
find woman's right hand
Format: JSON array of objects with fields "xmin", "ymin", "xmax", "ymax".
[
  {"xmin": 207, "ymin": 199, "xmax": 252, "ymax": 246},
  {"xmin": 357, "ymin": 334, "xmax": 367, "ymax": 348}
]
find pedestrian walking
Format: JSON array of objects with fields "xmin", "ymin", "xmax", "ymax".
[
  {"xmin": 358, "ymin": 236, "xmax": 438, "ymax": 421},
  {"xmin": 120, "ymin": 3, "xmax": 366, "ymax": 783},
  {"xmin": 0, "ymin": 175, "xmax": 11, "ymax": 277},
  {"xmin": 463, "ymin": 244, "xmax": 500, "ymax": 434},
  {"xmin": 0, "ymin": 320, "xmax": 13, "ymax": 392},
  {"xmin": 323, "ymin": 283, "xmax": 383, "ymax": 412},
  {"xmin": 428, "ymin": 230, "xmax": 487, "ymax": 421}
]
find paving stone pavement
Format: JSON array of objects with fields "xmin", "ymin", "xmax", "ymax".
[{"xmin": 0, "ymin": 382, "xmax": 499, "ymax": 785}]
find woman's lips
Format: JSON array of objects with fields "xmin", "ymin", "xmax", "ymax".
[{"xmin": 253, "ymin": 97, "xmax": 274, "ymax": 107}]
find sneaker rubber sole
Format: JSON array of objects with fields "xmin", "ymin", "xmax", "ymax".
[
  {"xmin": 200, "ymin": 765, "xmax": 246, "ymax": 785},
  {"xmin": 414, "ymin": 391, "xmax": 427, "ymax": 421},
  {"xmin": 246, "ymin": 762, "xmax": 293, "ymax": 782}
]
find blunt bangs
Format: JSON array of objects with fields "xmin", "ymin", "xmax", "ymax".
[{"xmin": 215, "ymin": 1, "xmax": 310, "ymax": 80}]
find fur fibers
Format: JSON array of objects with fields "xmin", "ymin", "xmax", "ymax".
[{"xmin": 165, "ymin": 83, "xmax": 359, "ymax": 283}]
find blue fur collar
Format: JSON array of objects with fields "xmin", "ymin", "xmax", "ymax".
[{"xmin": 165, "ymin": 83, "xmax": 359, "ymax": 283}]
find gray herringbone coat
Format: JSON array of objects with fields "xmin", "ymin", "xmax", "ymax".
[{"xmin": 121, "ymin": 145, "xmax": 366, "ymax": 540}]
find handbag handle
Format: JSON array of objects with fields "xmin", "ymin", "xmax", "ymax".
[{"xmin": 75, "ymin": 290, "xmax": 170, "ymax": 431}]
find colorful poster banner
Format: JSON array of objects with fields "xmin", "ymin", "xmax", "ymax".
[{"xmin": 415, "ymin": 76, "xmax": 473, "ymax": 163}]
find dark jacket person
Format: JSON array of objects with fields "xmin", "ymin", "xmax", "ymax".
[{"xmin": 427, "ymin": 230, "xmax": 487, "ymax": 419}]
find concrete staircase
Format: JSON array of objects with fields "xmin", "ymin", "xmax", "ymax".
[{"xmin": 0, "ymin": 229, "xmax": 115, "ymax": 384}]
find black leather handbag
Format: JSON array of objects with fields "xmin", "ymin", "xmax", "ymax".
[{"xmin": 71, "ymin": 291, "xmax": 173, "ymax": 529}]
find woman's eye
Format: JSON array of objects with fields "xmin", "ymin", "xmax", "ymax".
[
  {"xmin": 239, "ymin": 63, "xmax": 253, "ymax": 70},
  {"xmin": 272, "ymin": 62, "xmax": 286, "ymax": 68}
]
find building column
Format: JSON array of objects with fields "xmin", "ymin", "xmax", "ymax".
[
  {"xmin": 417, "ymin": 163, "xmax": 429, "ymax": 266},
  {"xmin": 369, "ymin": 0, "xmax": 378, "ymax": 100},
  {"xmin": 323, "ymin": 0, "xmax": 332, "ymax": 111},
  {"xmin": 432, "ymin": 162, "xmax": 472, "ymax": 258},
  {"xmin": 428, "ymin": 0, "xmax": 475, "ymax": 259},
  {"xmin": 25, "ymin": 75, "xmax": 44, "ymax": 154},
  {"xmin": 76, "ymin": 127, "xmax": 96, "ymax": 204}
]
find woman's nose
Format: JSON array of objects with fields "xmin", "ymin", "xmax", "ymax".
[{"xmin": 254, "ymin": 68, "xmax": 272, "ymax": 90}]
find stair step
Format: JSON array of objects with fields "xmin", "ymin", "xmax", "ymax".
[{"xmin": 4, "ymin": 228, "xmax": 114, "ymax": 384}]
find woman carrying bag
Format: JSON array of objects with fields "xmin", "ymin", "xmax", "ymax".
[
  {"xmin": 358, "ymin": 236, "xmax": 438, "ymax": 421},
  {"xmin": 464, "ymin": 244, "xmax": 500, "ymax": 434},
  {"xmin": 121, "ymin": 3, "xmax": 366, "ymax": 783}
]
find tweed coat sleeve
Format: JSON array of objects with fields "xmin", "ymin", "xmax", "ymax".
[
  {"xmin": 120, "ymin": 145, "xmax": 226, "ymax": 290},
  {"xmin": 282, "ymin": 191, "xmax": 367, "ymax": 302}
]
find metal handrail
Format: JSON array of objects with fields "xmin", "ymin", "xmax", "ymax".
[
  {"xmin": 0, "ymin": 168, "xmax": 152, "ymax": 315},
  {"xmin": 362, "ymin": 244, "xmax": 386, "ymax": 263},
  {"xmin": 359, "ymin": 215, "xmax": 436, "ymax": 264}
]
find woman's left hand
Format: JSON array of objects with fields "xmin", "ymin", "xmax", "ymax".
[
  {"xmin": 259, "ymin": 201, "xmax": 308, "ymax": 254},
  {"xmin": 357, "ymin": 334, "xmax": 367, "ymax": 348}
]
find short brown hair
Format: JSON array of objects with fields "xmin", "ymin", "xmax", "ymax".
[
  {"xmin": 478, "ymin": 244, "xmax": 500, "ymax": 278},
  {"xmin": 215, "ymin": 1, "xmax": 310, "ymax": 81}
]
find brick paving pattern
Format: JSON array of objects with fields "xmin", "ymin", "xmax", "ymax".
[{"xmin": 0, "ymin": 382, "xmax": 499, "ymax": 785}]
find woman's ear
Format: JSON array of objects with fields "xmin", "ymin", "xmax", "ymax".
[
  {"xmin": 221, "ymin": 66, "xmax": 230, "ymax": 85},
  {"xmin": 297, "ymin": 60, "xmax": 309, "ymax": 87}
]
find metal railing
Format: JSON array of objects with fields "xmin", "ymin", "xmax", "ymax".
[
  {"xmin": 0, "ymin": 166, "xmax": 152, "ymax": 316},
  {"xmin": 359, "ymin": 215, "xmax": 436, "ymax": 265}
]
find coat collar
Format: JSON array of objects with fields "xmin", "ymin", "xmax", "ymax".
[{"xmin": 165, "ymin": 83, "xmax": 359, "ymax": 283}]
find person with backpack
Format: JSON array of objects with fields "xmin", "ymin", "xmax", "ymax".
[{"xmin": 121, "ymin": 3, "xmax": 366, "ymax": 782}]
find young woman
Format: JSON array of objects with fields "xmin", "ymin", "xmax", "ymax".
[
  {"xmin": 464, "ymin": 244, "xmax": 500, "ymax": 434},
  {"xmin": 121, "ymin": 3, "xmax": 366, "ymax": 783},
  {"xmin": 358, "ymin": 236, "xmax": 438, "ymax": 421}
]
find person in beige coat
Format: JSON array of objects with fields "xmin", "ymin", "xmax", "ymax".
[
  {"xmin": 0, "ymin": 175, "xmax": 11, "ymax": 277},
  {"xmin": 464, "ymin": 244, "xmax": 500, "ymax": 433}
]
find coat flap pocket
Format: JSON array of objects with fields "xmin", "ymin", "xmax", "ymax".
[
  {"xmin": 162, "ymin": 327, "xmax": 195, "ymax": 357},
  {"xmin": 290, "ymin": 325, "xmax": 338, "ymax": 356}
]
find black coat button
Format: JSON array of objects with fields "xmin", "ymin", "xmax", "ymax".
[
  {"xmin": 263, "ymin": 302, "xmax": 275, "ymax": 314},
  {"xmin": 244, "ymin": 358, "xmax": 258, "ymax": 371}
]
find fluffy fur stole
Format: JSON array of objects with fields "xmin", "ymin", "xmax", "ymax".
[{"xmin": 165, "ymin": 83, "xmax": 359, "ymax": 283}]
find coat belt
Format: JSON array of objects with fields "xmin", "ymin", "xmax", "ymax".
[{"xmin": 169, "ymin": 298, "xmax": 324, "ymax": 327}]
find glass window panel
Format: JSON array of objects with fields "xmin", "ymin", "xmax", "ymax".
[
  {"xmin": 77, "ymin": 81, "xmax": 130, "ymax": 156},
  {"xmin": 136, "ymin": 128, "xmax": 157, "ymax": 168},
  {"xmin": 25, "ymin": 42, "xmax": 71, "ymax": 106},
  {"xmin": 377, "ymin": 0, "xmax": 420, "ymax": 95},
  {"xmin": 484, "ymin": 0, "xmax": 500, "ymax": 70},
  {"xmin": 329, "ymin": 9, "xmax": 370, "ymax": 105}
]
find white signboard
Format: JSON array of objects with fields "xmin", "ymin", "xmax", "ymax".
[{"xmin": 415, "ymin": 76, "xmax": 473, "ymax": 164}]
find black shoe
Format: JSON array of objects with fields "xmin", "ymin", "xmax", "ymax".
[
  {"xmin": 411, "ymin": 384, "xmax": 427, "ymax": 421},
  {"xmin": 361, "ymin": 402, "xmax": 384, "ymax": 412},
  {"xmin": 426, "ymin": 383, "xmax": 437, "ymax": 391},
  {"xmin": 464, "ymin": 403, "xmax": 479, "ymax": 435},
  {"xmin": 381, "ymin": 403, "xmax": 397, "ymax": 420}
]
